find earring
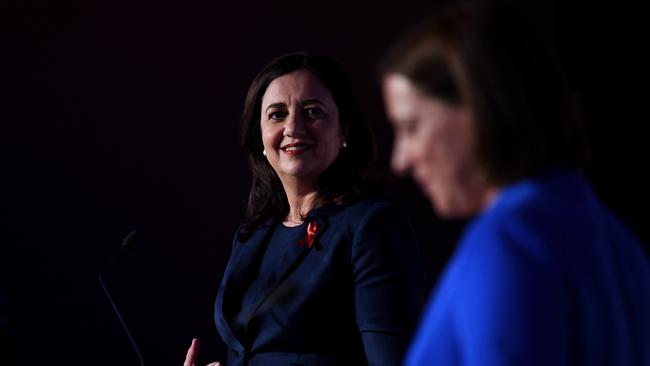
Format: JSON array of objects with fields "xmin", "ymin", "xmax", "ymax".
[
  {"xmin": 262, "ymin": 150, "xmax": 267, "ymax": 156},
  {"xmin": 342, "ymin": 142, "xmax": 347, "ymax": 148}
]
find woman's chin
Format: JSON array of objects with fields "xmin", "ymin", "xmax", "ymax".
[
  {"xmin": 428, "ymin": 189, "xmax": 461, "ymax": 219},
  {"xmin": 278, "ymin": 166, "xmax": 321, "ymax": 182},
  {"xmin": 433, "ymin": 196, "xmax": 483, "ymax": 220}
]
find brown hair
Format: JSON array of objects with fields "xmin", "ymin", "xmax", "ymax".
[{"xmin": 379, "ymin": 1, "xmax": 587, "ymax": 185}]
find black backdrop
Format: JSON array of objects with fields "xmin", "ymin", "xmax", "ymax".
[{"xmin": 3, "ymin": 0, "xmax": 647, "ymax": 364}]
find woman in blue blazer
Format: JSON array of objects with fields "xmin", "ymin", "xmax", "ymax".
[
  {"xmin": 184, "ymin": 52, "xmax": 424, "ymax": 366},
  {"xmin": 379, "ymin": 1, "xmax": 650, "ymax": 365}
]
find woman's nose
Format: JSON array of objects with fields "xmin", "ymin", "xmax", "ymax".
[
  {"xmin": 390, "ymin": 138, "xmax": 411, "ymax": 176},
  {"xmin": 284, "ymin": 111, "xmax": 307, "ymax": 137}
]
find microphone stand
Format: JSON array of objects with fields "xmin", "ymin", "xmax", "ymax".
[{"xmin": 98, "ymin": 231, "xmax": 145, "ymax": 366}]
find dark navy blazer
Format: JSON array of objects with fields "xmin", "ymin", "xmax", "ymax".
[{"xmin": 215, "ymin": 198, "xmax": 424, "ymax": 366}]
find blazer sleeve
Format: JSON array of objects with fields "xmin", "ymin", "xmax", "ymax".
[{"xmin": 350, "ymin": 202, "xmax": 425, "ymax": 366}]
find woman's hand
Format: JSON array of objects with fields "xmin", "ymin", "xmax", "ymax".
[{"xmin": 183, "ymin": 338, "xmax": 221, "ymax": 366}]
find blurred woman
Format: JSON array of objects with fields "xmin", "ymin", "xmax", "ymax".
[{"xmin": 379, "ymin": 2, "xmax": 650, "ymax": 365}]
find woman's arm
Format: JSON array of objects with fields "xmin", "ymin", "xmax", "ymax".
[{"xmin": 350, "ymin": 202, "xmax": 425, "ymax": 366}]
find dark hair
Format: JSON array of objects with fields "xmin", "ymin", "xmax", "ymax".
[
  {"xmin": 240, "ymin": 52, "xmax": 377, "ymax": 238},
  {"xmin": 379, "ymin": 1, "xmax": 587, "ymax": 185}
]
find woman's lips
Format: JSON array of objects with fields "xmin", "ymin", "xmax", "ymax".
[{"xmin": 280, "ymin": 142, "xmax": 314, "ymax": 156}]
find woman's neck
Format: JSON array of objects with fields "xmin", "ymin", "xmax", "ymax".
[{"xmin": 282, "ymin": 182, "xmax": 318, "ymax": 227}]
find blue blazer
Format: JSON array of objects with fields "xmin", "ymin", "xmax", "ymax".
[
  {"xmin": 215, "ymin": 198, "xmax": 424, "ymax": 366},
  {"xmin": 406, "ymin": 170, "xmax": 650, "ymax": 366}
]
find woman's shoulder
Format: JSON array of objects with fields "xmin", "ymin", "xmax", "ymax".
[
  {"xmin": 328, "ymin": 195, "xmax": 403, "ymax": 219},
  {"xmin": 486, "ymin": 169, "xmax": 596, "ymax": 220},
  {"xmin": 317, "ymin": 196, "xmax": 412, "ymax": 235},
  {"xmin": 470, "ymin": 170, "xmax": 595, "ymax": 238},
  {"xmin": 457, "ymin": 170, "xmax": 601, "ymax": 276}
]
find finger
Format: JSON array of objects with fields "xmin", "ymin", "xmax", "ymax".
[
  {"xmin": 183, "ymin": 338, "xmax": 199, "ymax": 366},
  {"xmin": 206, "ymin": 362, "xmax": 221, "ymax": 366},
  {"xmin": 183, "ymin": 338, "xmax": 200, "ymax": 366}
]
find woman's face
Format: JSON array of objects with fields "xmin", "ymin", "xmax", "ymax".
[
  {"xmin": 382, "ymin": 73, "xmax": 492, "ymax": 218},
  {"xmin": 260, "ymin": 69, "xmax": 345, "ymax": 187}
]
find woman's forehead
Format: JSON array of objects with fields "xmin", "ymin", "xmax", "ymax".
[{"xmin": 262, "ymin": 70, "xmax": 334, "ymax": 107}]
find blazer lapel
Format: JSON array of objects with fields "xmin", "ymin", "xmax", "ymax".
[
  {"xmin": 226, "ymin": 219, "xmax": 276, "ymax": 291},
  {"xmin": 217, "ymin": 218, "xmax": 277, "ymax": 350},
  {"xmin": 244, "ymin": 209, "xmax": 333, "ymax": 330}
]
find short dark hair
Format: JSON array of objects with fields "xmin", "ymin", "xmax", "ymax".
[
  {"xmin": 379, "ymin": 1, "xmax": 587, "ymax": 185},
  {"xmin": 240, "ymin": 52, "xmax": 377, "ymax": 238}
]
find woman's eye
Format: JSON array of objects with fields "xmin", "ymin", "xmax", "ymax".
[
  {"xmin": 305, "ymin": 108, "xmax": 325, "ymax": 119},
  {"xmin": 269, "ymin": 111, "xmax": 287, "ymax": 121}
]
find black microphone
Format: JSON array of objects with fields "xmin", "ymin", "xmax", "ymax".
[{"xmin": 99, "ymin": 231, "xmax": 145, "ymax": 366}]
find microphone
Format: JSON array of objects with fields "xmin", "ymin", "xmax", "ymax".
[{"xmin": 99, "ymin": 231, "xmax": 145, "ymax": 366}]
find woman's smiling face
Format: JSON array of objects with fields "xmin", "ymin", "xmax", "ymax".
[{"xmin": 260, "ymin": 69, "xmax": 345, "ymax": 186}]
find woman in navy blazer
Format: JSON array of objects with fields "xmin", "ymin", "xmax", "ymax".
[
  {"xmin": 379, "ymin": 2, "xmax": 650, "ymax": 365},
  {"xmin": 184, "ymin": 52, "xmax": 424, "ymax": 366}
]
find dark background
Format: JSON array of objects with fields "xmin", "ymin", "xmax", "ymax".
[{"xmin": 3, "ymin": 0, "xmax": 647, "ymax": 364}]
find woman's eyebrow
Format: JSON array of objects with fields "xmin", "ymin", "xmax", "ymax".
[
  {"xmin": 265, "ymin": 102, "xmax": 286, "ymax": 113},
  {"xmin": 300, "ymin": 99, "xmax": 325, "ymax": 107}
]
